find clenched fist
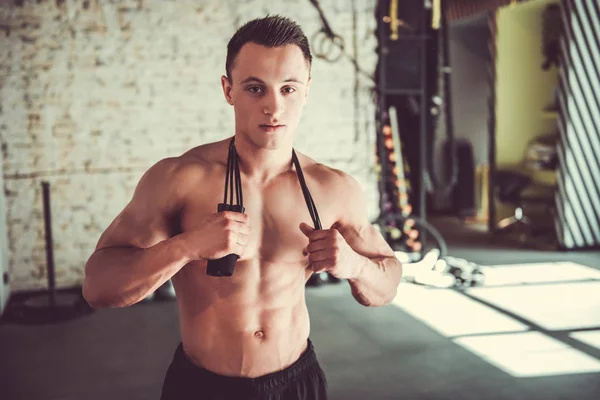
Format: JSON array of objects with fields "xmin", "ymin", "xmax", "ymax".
[
  {"xmin": 182, "ymin": 211, "xmax": 250, "ymax": 261},
  {"xmin": 299, "ymin": 222, "xmax": 362, "ymax": 280}
]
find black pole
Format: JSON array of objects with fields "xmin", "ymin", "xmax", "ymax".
[
  {"xmin": 5, "ymin": 180, "xmax": 93, "ymax": 324},
  {"xmin": 419, "ymin": 5, "xmax": 430, "ymax": 244},
  {"xmin": 42, "ymin": 181, "xmax": 56, "ymax": 309},
  {"xmin": 376, "ymin": 1, "xmax": 390, "ymax": 238}
]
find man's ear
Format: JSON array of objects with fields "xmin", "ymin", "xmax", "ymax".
[
  {"xmin": 305, "ymin": 76, "xmax": 312, "ymax": 98},
  {"xmin": 221, "ymin": 75, "xmax": 234, "ymax": 105}
]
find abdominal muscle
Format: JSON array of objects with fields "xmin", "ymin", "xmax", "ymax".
[{"xmin": 170, "ymin": 257, "xmax": 313, "ymax": 378}]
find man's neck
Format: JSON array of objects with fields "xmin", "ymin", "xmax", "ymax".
[{"xmin": 233, "ymin": 135, "xmax": 294, "ymax": 183}]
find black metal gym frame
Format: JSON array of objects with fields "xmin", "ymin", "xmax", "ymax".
[
  {"xmin": 374, "ymin": 1, "xmax": 431, "ymax": 245},
  {"xmin": 374, "ymin": 0, "xmax": 457, "ymax": 255},
  {"xmin": 5, "ymin": 181, "xmax": 93, "ymax": 325}
]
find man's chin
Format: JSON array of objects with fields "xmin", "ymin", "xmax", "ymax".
[
  {"xmin": 258, "ymin": 141, "xmax": 282, "ymax": 151},
  {"xmin": 252, "ymin": 132, "xmax": 289, "ymax": 150}
]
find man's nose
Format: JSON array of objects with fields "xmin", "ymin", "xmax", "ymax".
[{"xmin": 262, "ymin": 92, "xmax": 284, "ymax": 120}]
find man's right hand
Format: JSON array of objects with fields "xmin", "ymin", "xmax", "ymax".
[{"xmin": 182, "ymin": 211, "xmax": 251, "ymax": 261}]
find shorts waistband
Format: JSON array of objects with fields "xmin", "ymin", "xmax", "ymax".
[{"xmin": 172, "ymin": 338, "xmax": 319, "ymax": 393}]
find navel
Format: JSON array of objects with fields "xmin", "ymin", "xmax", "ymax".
[{"xmin": 254, "ymin": 330, "xmax": 265, "ymax": 339}]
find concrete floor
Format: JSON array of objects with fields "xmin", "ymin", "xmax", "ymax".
[{"xmin": 1, "ymin": 217, "xmax": 600, "ymax": 399}]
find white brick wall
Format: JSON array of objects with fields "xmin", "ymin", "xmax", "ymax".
[{"xmin": 0, "ymin": 0, "xmax": 379, "ymax": 292}]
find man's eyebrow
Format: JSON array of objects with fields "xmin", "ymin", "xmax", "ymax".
[
  {"xmin": 239, "ymin": 76, "xmax": 305, "ymax": 84},
  {"xmin": 283, "ymin": 77, "xmax": 305, "ymax": 84},
  {"xmin": 240, "ymin": 76, "xmax": 265, "ymax": 84}
]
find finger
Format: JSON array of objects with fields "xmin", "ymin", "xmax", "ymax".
[
  {"xmin": 225, "ymin": 220, "xmax": 251, "ymax": 235},
  {"xmin": 232, "ymin": 243, "xmax": 244, "ymax": 256},
  {"xmin": 221, "ymin": 211, "xmax": 249, "ymax": 224},
  {"xmin": 308, "ymin": 249, "xmax": 335, "ymax": 263},
  {"xmin": 235, "ymin": 221, "xmax": 251, "ymax": 236},
  {"xmin": 304, "ymin": 228, "xmax": 335, "ymax": 242},
  {"xmin": 236, "ymin": 232, "xmax": 249, "ymax": 246},
  {"xmin": 307, "ymin": 238, "xmax": 335, "ymax": 253},
  {"xmin": 299, "ymin": 222, "xmax": 314, "ymax": 237},
  {"xmin": 310, "ymin": 260, "xmax": 330, "ymax": 273}
]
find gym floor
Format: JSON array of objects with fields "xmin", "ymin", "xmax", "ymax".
[{"xmin": 1, "ymin": 217, "xmax": 599, "ymax": 400}]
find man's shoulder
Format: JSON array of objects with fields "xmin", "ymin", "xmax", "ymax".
[
  {"xmin": 142, "ymin": 140, "xmax": 229, "ymax": 186},
  {"xmin": 181, "ymin": 139, "xmax": 230, "ymax": 164},
  {"xmin": 179, "ymin": 139, "xmax": 231, "ymax": 170},
  {"xmin": 299, "ymin": 156, "xmax": 366, "ymax": 226},
  {"xmin": 298, "ymin": 153, "xmax": 361, "ymax": 196}
]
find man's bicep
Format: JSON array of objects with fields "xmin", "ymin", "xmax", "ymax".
[
  {"xmin": 343, "ymin": 221, "xmax": 395, "ymax": 259},
  {"xmin": 95, "ymin": 159, "xmax": 180, "ymax": 251},
  {"xmin": 335, "ymin": 174, "xmax": 395, "ymax": 259},
  {"xmin": 95, "ymin": 205, "xmax": 171, "ymax": 251}
]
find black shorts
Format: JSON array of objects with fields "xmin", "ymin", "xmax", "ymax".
[{"xmin": 160, "ymin": 339, "xmax": 328, "ymax": 400}]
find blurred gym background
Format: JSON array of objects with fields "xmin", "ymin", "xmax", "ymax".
[{"xmin": 1, "ymin": 0, "xmax": 599, "ymax": 399}]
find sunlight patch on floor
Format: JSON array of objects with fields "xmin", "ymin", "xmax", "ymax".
[
  {"xmin": 454, "ymin": 331, "xmax": 600, "ymax": 377},
  {"xmin": 391, "ymin": 283, "xmax": 528, "ymax": 337},
  {"xmin": 391, "ymin": 262, "xmax": 600, "ymax": 378},
  {"xmin": 468, "ymin": 281, "xmax": 600, "ymax": 331}
]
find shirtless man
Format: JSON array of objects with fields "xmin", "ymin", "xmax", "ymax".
[{"xmin": 82, "ymin": 15, "xmax": 402, "ymax": 400}]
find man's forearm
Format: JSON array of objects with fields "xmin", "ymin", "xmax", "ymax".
[
  {"xmin": 347, "ymin": 255, "xmax": 402, "ymax": 307},
  {"xmin": 83, "ymin": 235, "xmax": 192, "ymax": 309}
]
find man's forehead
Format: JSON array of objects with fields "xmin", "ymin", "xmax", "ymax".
[{"xmin": 231, "ymin": 42, "xmax": 310, "ymax": 82}]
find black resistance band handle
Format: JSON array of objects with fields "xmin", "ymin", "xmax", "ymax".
[
  {"xmin": 206, "ymin": 139, "xmax": 245, "ymax": 277},
  {"xmin": 206, "ymin": 203, "xmax": 245, "ymax": 277}
]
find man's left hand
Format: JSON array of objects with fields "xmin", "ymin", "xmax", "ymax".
[{"xmin": 299, "ymin": 222, "xmax": 364, "ymax": 280}]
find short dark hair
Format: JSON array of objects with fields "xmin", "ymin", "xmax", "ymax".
[{"xmin": 225, "ymin": 15, "xmax": 312, "ymax": 79}]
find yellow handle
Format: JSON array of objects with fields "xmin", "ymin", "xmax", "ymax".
[
  {"xmin": 389, "ymin": 0, "xmax": 399, "ymax": 40},
  {"xmin": 432, "ymin": 0, "xmax": 441, "ymax": 29}
]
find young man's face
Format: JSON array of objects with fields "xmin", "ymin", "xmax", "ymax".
[{"xmin": 221, "ymin": 42, "xmax": 311, "ymax": 151}]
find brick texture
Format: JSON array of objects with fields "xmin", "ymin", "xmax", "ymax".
[{"xmin": 0, "ymin": 0, "xmax": 378, "ymax": 292}]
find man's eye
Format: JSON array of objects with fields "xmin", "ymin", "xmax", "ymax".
[
  {"xmin": 248, "ymin": 86, "xmax": 264, "ymax": 94},
  {"xmin": 282, "ymin": 87, "xmax": 296, "ymax": 94}
]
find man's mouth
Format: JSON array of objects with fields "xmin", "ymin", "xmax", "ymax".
[{"xmin": 260, "ymin": 124, "xmax": 285, "ymax": 132}]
